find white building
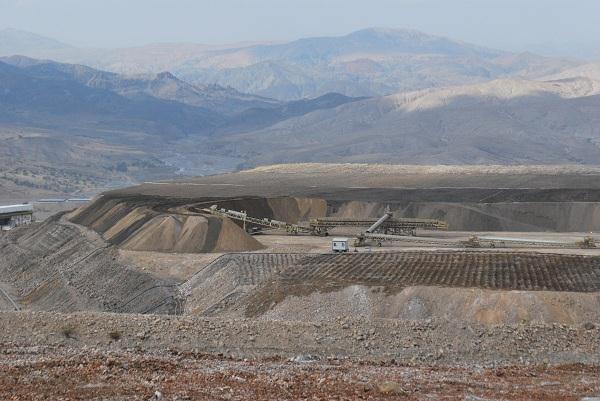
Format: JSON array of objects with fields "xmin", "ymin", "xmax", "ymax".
[
  {"xmin": 332, "ymin": 237, "xmax": 350, "ymax": 253},
  {"xmin": 0, "ymin": 204, "xmax": 34, "ymax": 230}
]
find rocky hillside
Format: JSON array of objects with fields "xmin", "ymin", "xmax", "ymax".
[
  {"xmin": 543, "ymin": 62, "xmax": 600, "ymax": 81},
  {"xmin": 209, "ymin": 78, "xmax": 600, "ymax": 165},
  {"xmin": 1, "ymin": 30, "xmax": 598, "ymax": 199},
  {"xmin": 0, "ymin": 55, "xmax": 280, "ymax": 115},
  {"xmin": 0, "ymin": 59, "xmax": 223, "ymax": 138}
]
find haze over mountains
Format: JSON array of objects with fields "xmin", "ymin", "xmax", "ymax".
[
  {"xmin": 0, "ymin": 28, "xmax": 72, "ymax": 56},
  {"xmin": 1, "ymin": 27, "xmax": 600, "ymax": 200},
  {"xmin": 0, "ymin": 28, "xmax": 580, "ymax": 100}
]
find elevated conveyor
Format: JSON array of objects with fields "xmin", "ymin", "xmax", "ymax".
[
  {"xmin": 201, "ymin": 205, "xmax": 312, "ymax": 234},
  {"xmin": 203, "ymin": 205, "xmax": 449, "ymax": 237},
  {"xmin": 355, "ymin": 232, "xmax": 597, "ymax": 249},
  {"xmin": 309, "ymin": 216, "xmax": 448, "ymax": 236}
]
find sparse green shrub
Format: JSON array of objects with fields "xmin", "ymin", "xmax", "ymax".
[
  {"xmin": 61, "ymin": 326, "xmax": 76, "ymax": 339},
  {"xmin": 108, "ymin": 330, "xmax": 122, "ymax": 341}
]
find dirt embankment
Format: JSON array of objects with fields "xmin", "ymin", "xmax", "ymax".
[
  {"xmin": 0, "ymin": 216, "xmax": 180, "ymax": 314},
  {"xmin": 115, "ymin": 164, "xmax": 600, "ymax": 200},
  {"xmin": 110, "ymin": 182, "xmax": 600, "ymax": 233},
  {"xmin": 258, "ymin": 286, "xmax": 600, "ymax": 326}
]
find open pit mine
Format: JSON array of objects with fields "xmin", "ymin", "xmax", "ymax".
[{"xmin": 1, "ymin": 164, "xmax": 600, "ymax": 400}]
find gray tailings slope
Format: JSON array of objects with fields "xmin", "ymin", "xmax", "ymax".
[{"xmin": 0, "ymin": 215, "xmax": 180, "ymax": 314}]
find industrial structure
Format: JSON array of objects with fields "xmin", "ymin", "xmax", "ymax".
[
  {"xmin": 202, "ymin": 205, "xmax": 448, "ymax": 237},
  {"xmin": 202, "ymin": 205, "xmax": 312, "ymax": 234},
  {"xmin": 201, "ymin": 205, "xmax": 597, "ymax": 249},
  {"xmin": 309, "ymin": 215, "xmax": 448, "ymax": 236},
  {"xmin": 461, "ymin": 235, "xmax": 597, "ymax": 249},
  {"xmin": 0, "ymin": 204, "xmax": 34, "ymax": 231},
  {"xmin": 353, "ymin": 211, "xmax": 419, "ymax": 246}
]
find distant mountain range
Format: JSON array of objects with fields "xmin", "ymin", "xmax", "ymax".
[
  {"xmin": 0, "ymin": 55, "xmax": 278, "ymax": 116},
  {"xmin": 0, "ymin": 55, "xmax": 360, "ymax": 135},
  {"xmin": 0, "ymin": 57, "xmax": 227, "ymax": 139},
  {"xmin": 0, "ymin": 28, "xmax": 581, "ymax": 100}
]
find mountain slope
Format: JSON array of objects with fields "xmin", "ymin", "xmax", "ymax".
[
  {"xmin": 0, "ymin": 56, "xmax": 365, "ymax": 200},
  {"xmin": 542, "ymin": 62, "xmax": 600, "ymax": 82},
  {"xmin": 0, "ymin": 55, "xmax": 280, "ymax": 114},
  {"xmin": 247, "ymin": 28, "xmax": 503, "ymax": 62},
  {"xmin": 0, "ymin": 56, "xmax": 361, "ymax": 128},
  {"xmin": 0, "ymin": 60, "xmax": 223, "ymax": 138},
  {"xmin": 0, "ymin": 58, "xmax": 228, "ymax": 200},
  {"xmin": 206, "ymin": 77, "xmax": 600, "ymax": 165},
  {"xmin": 222, "ymin": 92, "xmax": 365, "ymax": 133}
]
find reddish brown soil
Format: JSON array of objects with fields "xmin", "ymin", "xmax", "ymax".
[{"xmin": 1, "ymin": 349, "xmax": 598, "ymax": 401}]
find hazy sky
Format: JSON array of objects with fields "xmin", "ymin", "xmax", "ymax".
[{"xmin": 1, "ymin": 0, "xmax": 599, "ymax": 58}]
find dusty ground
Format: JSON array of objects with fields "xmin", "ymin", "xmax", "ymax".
[
  {"xmin": 109, "ymin": 231, "xmax": 600, "ymax": 287},
  {"xmin": 3, "ymin": 216, "xmax": 599, "ymax": 320},
  {"xmin": 31, "ymin": 201, "xmax": 89, "ymax": 221},
  {"xmin": 115, "ymin": 231, "xmax": 600, "ymax": 282},
  {"xmin": 0, "ymin": 311, "xmax": 599, "ymax": 400}
]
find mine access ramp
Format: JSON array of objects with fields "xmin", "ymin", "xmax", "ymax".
[{"xmin": 201, "ymin": 205, "xmax": 312, "ymax": 234}]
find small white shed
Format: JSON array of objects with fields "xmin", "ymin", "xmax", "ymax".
[{"xmin": 332, "ymin": 237, "xmax": 350, "ymax": 253}]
